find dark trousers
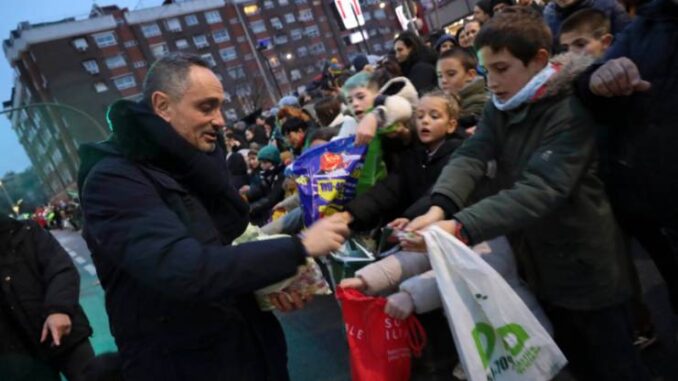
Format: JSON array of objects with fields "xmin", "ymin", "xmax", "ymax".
[{"xmin": 545, "ymin": 303, "xmax": 650, "ymax": 381}]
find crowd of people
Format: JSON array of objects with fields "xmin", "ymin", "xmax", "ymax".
[
  {"xmin": 28, "ymin": 200, "xmax": 82, "ymax": 231},
  {"xmin": 1, "ymin": 0, "xmax": 677, "ymax": 379}
]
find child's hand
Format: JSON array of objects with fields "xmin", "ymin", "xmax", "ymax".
[
  {"xmin": 355, "ymin": 113, "xmax": 378, "ymax": 146},
  {"xmin": 406, "ymin": 206, "xmax": 445, "ymax": 232},
  {"xmin": 384, "ymin": 291, "xmax": 415, "ymax": 320},
  {"xmin": 339, "ymin": 277, "xmax": 366, "ymax": 290}
]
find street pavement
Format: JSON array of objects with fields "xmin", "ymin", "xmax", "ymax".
[{"xmin": 52, "ymin": 229, "xmax": 677, "ymax": 381}]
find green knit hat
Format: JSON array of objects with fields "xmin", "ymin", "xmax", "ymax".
[{"xmin": 257, "ymin": 145, "xmax": 281, "ymax": 165}]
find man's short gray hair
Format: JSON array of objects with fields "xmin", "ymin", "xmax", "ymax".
[{"xmin": 142, "ymin": 52, "xmax": 210, "ymax": 105}]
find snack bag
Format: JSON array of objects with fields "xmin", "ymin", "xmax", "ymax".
[
  {"xmin": 233, "ymin": 224, "xmax": 332, "ymax": 310},
  {"xmin": 290, "ymin": 137, "xmax": 368, "ymax": 226}
]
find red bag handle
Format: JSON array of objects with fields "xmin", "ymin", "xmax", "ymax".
[{"xmin": 406, "ymin": 316, "xmax": 427, "ymax": 357}]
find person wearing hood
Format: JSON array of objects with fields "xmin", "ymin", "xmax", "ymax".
[
  {"xmin": 77, "ymin": 53, "xmax": 349, "ymax": 381},
  {"xmin": 433, "ymin": 34, "xmax": 457, "ymax": 55},
  {"xmin": 543, "ymin": 0, "xmax": 631, "ymax": 49},
  {"xmin": 0, "ymin": 215, "xmax": 94, "ymax": 381},
  {"xmin": 576, "ymin": 0, "xmax": 678, "ymax": 319},
  {"xmin": 405, "ymin": 8, "xmax": 647, "ymax": 380},
  {"xmin": 243, "ymin": 145, "xmax": 286, "ymax": 226},
  {"xmin": 393, "ymin": 31, "xmax": 438, "ymax": 94}
]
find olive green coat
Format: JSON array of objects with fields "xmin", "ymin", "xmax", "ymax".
[{"xmin": 432, "ymin": 54, "xmax": 631, "ymax": 310}]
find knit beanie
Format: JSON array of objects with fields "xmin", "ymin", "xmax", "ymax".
[{"xmin": 257, "ymin": 145, "xmax": 281, "ymax": 165}]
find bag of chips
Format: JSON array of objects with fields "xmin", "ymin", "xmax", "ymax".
[
  {"xmin": 233, "ymin": 224, "xmax": 332, "ymax": 311},
  {"xmin": 289, "ymin": 137, "xmax": 368, "ymax": 226}
]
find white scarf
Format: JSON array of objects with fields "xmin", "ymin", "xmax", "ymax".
[{"xmin": 492, "ymin": 63, "xmax": 557, "ymax": 111}]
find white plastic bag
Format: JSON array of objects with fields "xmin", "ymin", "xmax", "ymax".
[{"xmin": 422, "ymin": 226, "xmax": 567, "ymax": 381}]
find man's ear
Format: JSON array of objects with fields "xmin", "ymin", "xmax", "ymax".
[
  {"xmin": 151, "ymin": 91, "xmax": 172, "ymax": 122},
  {"xmin": 601, "ymin": 33, "xmax": 614, "ymax": 50}
]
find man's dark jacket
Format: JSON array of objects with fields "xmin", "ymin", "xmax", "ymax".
[
  {"xmin": 576, "ymin": 0, "xmax": 678, "ymax": 228},
  {"xmin": 78, "ymin": 100, "xmax": 307, "ymax": 381},
  {"xmin": 0, "ymin": 217, "xmax": 92, "ymax": 358}
]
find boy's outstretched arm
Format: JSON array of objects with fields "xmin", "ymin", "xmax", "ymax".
[{"xmin": 452, "ymin": 103, "xmax": 596, "ymax": 244}]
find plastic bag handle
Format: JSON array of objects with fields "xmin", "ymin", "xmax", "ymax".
[{"xmin": 407, "ymin": 317, "xmax": 427, "ymax": 357}]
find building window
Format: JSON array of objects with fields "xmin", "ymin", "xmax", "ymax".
[
  {"xmin": 82, "ymin": 60, "xmax": 100, "ymax": 74},
  {"xmin": 123, "ymin": 40, "xmax": 138, "ymax": 48},
  {"xmin": 219, "ymin": 47, "xmax": 237, "ymax": 62},
  {"xmin": 165, "ymin": 18, "xmax": 182, "ymax": 32},
  {"xmin": 150, "ymin": 43, "xmax": 169, "ymax": 58},
  {"xmin": 236, "ymin": 85, "xmax": 252, "ymax": 97},
  {"xmin": 92, "ymin": 31, "xmax": 117, "ymax": 47},
  {"xmin": 105, "ymin": 54, "xmax": 127, "ymax": 69},
  {"xmin": 243, "ymin": 4, "xmax": 260, "ymax": 16},
  {"xmin": 193, "ymin": 34, "xmax": 209, "ymax": 48},
  {"xmin": 201, "ymin": 53, "xmax": 217, "ymax": 67},
  {"xmin": 140, "ymin": 23, "xmax": 160, "ymax": 38},
  {"xmin": 227, "ymin": 66, "xmax": 246, "ymax": 79},
  {"xmin": 175, "ymin": 39, "xmax": 189, "ymax": 49},
  {"xmin": 237, "ymin": 36, "xmax": 246, "ymax": 43},
  {"xmin": 244, "ymin": 53, "xmax": 254, "ymax": 60},
  {"xmin": 268, "ymin": 56, "xmax": 280, "ymax": 68},
  {"xmin": 290, "ymin": 29, "xmax": 302, "ymax": 41},
  {"xmin": 373, "ymin": 43, "xmax": 382, "ymax": 52},
  {"xmin": 304, "ymin": 26, "xmax": 320, "ymax": 38},
  {"xmin": 379, "ymin": 27, "xmax": 391, "ymax": 34},
  {"xmin": 212, "ymin": 29, "xmax": 230, "ymax": 43},
  {"xmin": 299, "ymin": 9, "xmax": 313, "ymax": 21},
  {"xmin": 185, "ymin": 14, "xmax": 199, "ymax": 26},
  {"xmin": 290, "ymin": 69, "xmax": 302, "ymax": 80},
  {"xmin": 264, "ymin": 0, "xmax": 275, "ymax": 9},
  {"xmin": 270, "ymin": 17, "xmax": 283, "ymax": 30},
  {"xmin": 294, "ymin": 0, "xmax": 307, "ymax": 4},
  {"xmin": 296, "ymin": 46, "xmax": 308, "ymax": 57},
  {"xmin": 363, "ymin": 11, "xmax": 372, "ymax": 21},
  {"xmin": 250, "ymin": 20, "xmax": 266, "ymax": 34},
  {"xmin": 72, "ymin": 38, "xmax": 88, "ymax": 51},
  {"xmin": 284, "ymin": 13, "xmax": 295, "ymax": 23},
  {"xmin": 113, "ymin": 74, "xmax": 136, "ymax": 90},
  {"xmin": 205, "ymin": 10, "xmax": 222, "ymax": 24},
  {"xmin": 273, "ymin": 34, "xmax": 288, "ymax": 45},
  {"xmin": 310, "ymin": 42, "xmax": 325, "ymax": 55},
  {"xmin": 133, "ymin": 60, "xmax": 146, "ymax": 69},
  {"xmin": 374, "ymin": 9, "xmax": 386, "ymax": 19},
  {"xmin": 229, "ymin": 18, "xmax": 239, "ymax": 25}
]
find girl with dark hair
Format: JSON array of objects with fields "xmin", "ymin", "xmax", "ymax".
[{"xmin": 393, "ymin": 31, "xmax": 438, "ymax": 93}]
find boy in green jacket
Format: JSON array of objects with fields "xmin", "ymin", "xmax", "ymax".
[{"xmin": 405, "ymin": 7, "xmax": 647, "ymax": 380}]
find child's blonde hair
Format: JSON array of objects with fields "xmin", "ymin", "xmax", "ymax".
[{"xmin": 419, "ymin": 89, "xmax": 461, "ymax": 120}]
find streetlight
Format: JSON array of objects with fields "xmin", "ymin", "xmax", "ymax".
[
  {"xmin": 379, "ymin": 2, "xmax": 386, "ymax": 9},
  {"xmin": 0, "ymin": 180, "xmax": 18, "ymax": 217},
  {"xmin": 285, "ymin": 53, "xmax": 293, "ymax": 60}
]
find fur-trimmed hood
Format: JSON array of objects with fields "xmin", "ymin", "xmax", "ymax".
[{"xmin": 532, "ymin": 52, "xmax": 595, "ymax": 102}]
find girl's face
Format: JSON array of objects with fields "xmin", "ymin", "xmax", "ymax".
[
  {"xmin": 394, "ymin": 40, "xmax": 413, "ymax": 63},
  {"xmin": 245, "ymin": 129, "xmax": 254, "ymax": 141},
  {"xmin": 458, "ymin": 29, "xmax": 471, "ymax": 48},
  {"xmin": 346, "ymin": 86, "xmax": 378, "ymax": 121},
  {"xmin": 415, "ymin": 96, "xmax": 457, "ymax": 148}
]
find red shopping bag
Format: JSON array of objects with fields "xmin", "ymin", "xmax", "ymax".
[{"xmin": 336, "ymin": 287, "xmax": 427, "ymax": 381}]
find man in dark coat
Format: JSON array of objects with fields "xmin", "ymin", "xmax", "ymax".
[
  {"xmin": 77, "ymin": 53, "xmax": 348, "ymax": 381},
  {"xmin": 576, "ymin": 0, "xmax": 678, "ymax": 314},
  {"xmin": 0, "ymin": 215, "xmax": 94, "ymax": 381}
]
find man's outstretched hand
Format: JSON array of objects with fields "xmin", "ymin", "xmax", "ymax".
[
  {"xmin": 302, "ymin": 214, "xmax": 350, "ymax": 257},
  {"xmin": 590, "ymin": 57, "xmax": 651, "ymax": 97}
]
